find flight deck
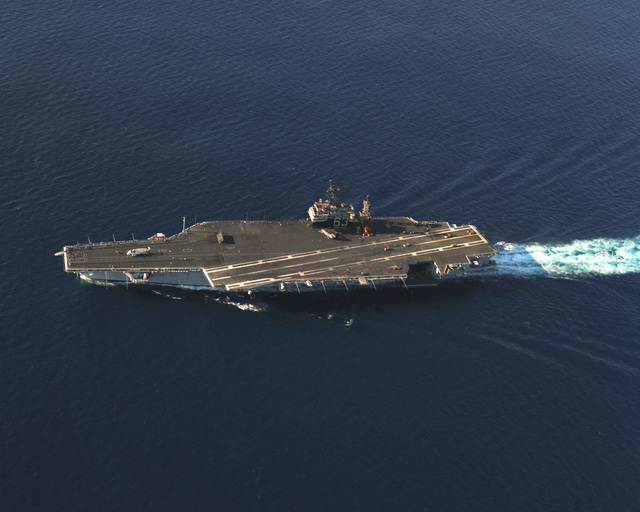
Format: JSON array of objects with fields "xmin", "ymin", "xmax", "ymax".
[{"xmin": 61, "ymin": 217, "xmax": 496, "ymax": 293}]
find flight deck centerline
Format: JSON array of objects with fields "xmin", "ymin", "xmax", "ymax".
[{"xmin": 58, "ymin": 182, "xmax": 497, "ymax": 293}]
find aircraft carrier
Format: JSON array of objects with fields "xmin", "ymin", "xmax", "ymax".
[{"xmin": 57, "ymin": 183, "xmax": 497, "ymax": 293}]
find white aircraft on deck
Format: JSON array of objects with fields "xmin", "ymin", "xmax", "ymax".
[{"xmin": 126, "ymin": 247, "xmax": 151, "ymax": 257}]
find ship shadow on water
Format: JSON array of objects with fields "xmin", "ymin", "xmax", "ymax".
[
  {"xmin": 206, "ymin": 281, "xmax": 492, "ymax": 318},
  {"xmin": 103, "ymin": 281, "xmax": 488, "ymax": 314}
]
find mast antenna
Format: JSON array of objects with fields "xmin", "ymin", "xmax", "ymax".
[{"xmin": 326, "ymin": 180, "xmax": 339, "ymax": 205}]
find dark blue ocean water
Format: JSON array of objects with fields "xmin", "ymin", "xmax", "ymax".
[{"xmin": 2, "ymin": 1, "xmax": 640, "ymax": 510}]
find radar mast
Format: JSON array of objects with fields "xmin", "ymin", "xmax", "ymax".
[
  {"xmin": 361, "ymin": 194, "xmax": 371, "ymax": 219},
  {"xmin": 326, "ymin": 180, "xmax": 339, "ymax": 206}
]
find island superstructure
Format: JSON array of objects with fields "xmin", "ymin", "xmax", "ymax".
[{"xmin": 57, "ymin": 183, "xmax": 497, "ymax": 293}]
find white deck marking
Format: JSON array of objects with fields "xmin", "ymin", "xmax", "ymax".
[
  {"xmin": 202, "ymin": 232, "xmax": 429, "ymax": 273},
  {"xmin": 267, "ymin": 242, "xmax": 487, "ymax": 282},
  {"xmin": 202, "ymin": 228, "xmax": 475, "ymax": 275},
  {"xmin": 223, "ymin": 256, "xmax": 343, "ymax": 279},
  {"xmin": 202, "ymin": 268, "xmax": 216, "ymax": 288},
  {"xmin": 203, "ymin": 229, "xmax": 489, "ymax": 288}
]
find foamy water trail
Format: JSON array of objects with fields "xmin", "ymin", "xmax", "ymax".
[
  {"xmin": 213, "ymin": 296, "xmax": 268, "ymax": 312},
  {"xmin": 493, "ymin": 236, "xmax": 640, "ymax": 278}
]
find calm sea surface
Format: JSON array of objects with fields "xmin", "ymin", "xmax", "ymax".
[{"xmin": 2, "ymin": 1, "xmax": 640, "ymax": 510}]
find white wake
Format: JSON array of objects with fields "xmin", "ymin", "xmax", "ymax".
[{"xmin": 494, "ymin": 236, "xmax": 640, "ymax": 278}]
